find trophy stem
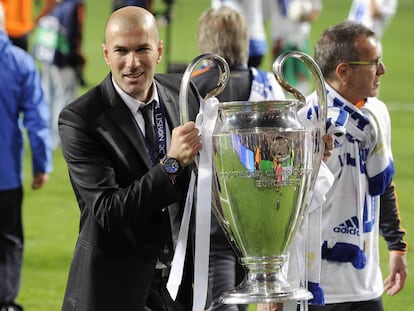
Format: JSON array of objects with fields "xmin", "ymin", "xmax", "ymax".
[{"xmin": 219, "ymin": 255, "xmax": 313, "ymax": 305}]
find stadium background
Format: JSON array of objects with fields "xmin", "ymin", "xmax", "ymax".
[{"xmin": 21, "ymin": 0, "xmax": 413, "ymax": 309}]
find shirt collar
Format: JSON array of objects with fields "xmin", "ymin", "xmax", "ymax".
[{"xmin": 112, "ymin": 78, "xmax": 160, "ymax": 115}]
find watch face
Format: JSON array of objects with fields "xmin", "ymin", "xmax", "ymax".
[{"xmin": 163, "ymin": 157, "xmax": 180, "ymax": 174}]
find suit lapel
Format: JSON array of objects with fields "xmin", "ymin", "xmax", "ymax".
[
  {"xmin": 156, "ymin": 80, "xmax": 180, "ymax": 129},
  {"xmin": 102, "ymin": 76, "xmax": 153, "ymax": 169}
]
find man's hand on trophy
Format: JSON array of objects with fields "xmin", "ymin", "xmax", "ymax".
[
  {"xmin": 168, "ymin": 121, "xmax": 202, "ymax": 167},
  {"xmin": 322, "ymin": 134, "xmax": 334, "ymax": 161}
]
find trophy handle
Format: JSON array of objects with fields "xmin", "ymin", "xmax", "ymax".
[
  {"xmin": 179, "ymin": 53, "xmax": 230, "ymax": 125},
  {"xmin": 273, "ymin": 51, "xmax": 328, "ymax": 190}
]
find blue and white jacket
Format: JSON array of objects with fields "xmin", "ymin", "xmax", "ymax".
[{"xmin": 306, "ymin": 83, "xmax": 394, "ymax": 304}]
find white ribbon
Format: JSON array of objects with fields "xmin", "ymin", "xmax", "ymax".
[
  {"xmin": 167, "ymin": 97, "xmax": 220, "ymax": 311},
  {"xmin": 167, "ymin": 171, "xmax": 195, "ymax": 298},
  {"xmin": 192, "ymin": 97, "xmax": 219, "ymax": 311}
]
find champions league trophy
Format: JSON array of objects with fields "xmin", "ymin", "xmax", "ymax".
[{"xmin": 179, "ymin": 51, "xmax": 327, "ymax": 304}]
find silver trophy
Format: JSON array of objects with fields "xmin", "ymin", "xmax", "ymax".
[{"xmin": 179, "ymin": 51, "xmax": 327, "ymax": 304}]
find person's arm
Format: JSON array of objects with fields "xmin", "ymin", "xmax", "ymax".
[
  {"xmin": 58, "ymin": 106, "xmax": 195, "ymax": 232},
  {"xmin": 380, "ymin": 181, "xmax": 407, "ymax": 253},
  {"xmin": 58, "ymin": 81, "xmax": 200, "ymax": 233},
  {"xmin": 380, "ymin": 181, "xmax": 408, "ymax": 295},
  {"xmin": 21, "ymin": 53, "xmax": 53, "ymax": 189}
]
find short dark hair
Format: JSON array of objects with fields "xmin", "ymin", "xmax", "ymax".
[{"xmin": 315, "ymin": 21, "xmax": 377, "ymax": 80}]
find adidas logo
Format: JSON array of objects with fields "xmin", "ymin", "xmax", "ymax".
[{"xmin": 333, "ymin": 216, "xmax": 360, "ymax": 236}]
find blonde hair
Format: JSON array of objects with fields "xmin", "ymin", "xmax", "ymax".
[{"xmin": 197, "ymin": 7, "xmax": 249, "ymax": 67}]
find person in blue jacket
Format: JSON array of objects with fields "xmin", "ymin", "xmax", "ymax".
[{"xmin": 0, "ymin": 4, "xmax": 52, "ymax": 311}]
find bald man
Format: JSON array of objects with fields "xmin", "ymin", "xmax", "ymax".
[{"xmin": 58, "ymin": 6, "xmax": 201, "ymax": 311}]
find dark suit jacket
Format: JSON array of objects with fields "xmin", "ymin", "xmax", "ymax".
[{"xmin": 58, "ymin": 73, "xmax": 200, "ymax": 311}]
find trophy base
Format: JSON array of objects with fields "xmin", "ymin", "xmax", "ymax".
[
  {"xmin": 219, "ymin": 256, "xmax": 313, "ymax": 304},
  {"xmin": 219, "ymin": 280, "xmax": 313, "ymax": 305}
]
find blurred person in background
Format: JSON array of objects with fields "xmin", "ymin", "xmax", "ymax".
[
  {"xmin": 0, "ymin": 0, "xmax": 58, "ymax": 50},
  {"xmin": 270, "ymin": 0, "xmax": 322, "ymax": 94},
  {"xmin": 32, "ymin": 0, "xmax": 86, "ymax": 149},
  {"xmin": 211, "ymin": 0, "xmax": 277, "ymax": 68},
  {"xmin": 0, "ymin": 3, "xmax": 52, "ymax": 311},
  {"xmin": 348, "ymin": 0, "xmax": 398, "ymax": 52}
]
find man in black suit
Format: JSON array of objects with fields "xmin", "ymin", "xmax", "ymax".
[{"xmin": 58, "ymin": 6, "xmax": 201, "ymax": 311}]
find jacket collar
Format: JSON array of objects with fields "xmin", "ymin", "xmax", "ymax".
[
  {"xmin": 102, "ymin": 75, "xmax": 153, "ymax": 168},
  {"xmin": 101, "ymin": 74, "xmax": 180, "ymax": 169}
]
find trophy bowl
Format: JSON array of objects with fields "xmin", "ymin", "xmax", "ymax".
[
  {"xmin": 180, "ymin": 52, "xmax": 327, "ymax": 304},
  {"xmin": 212, "ymin": 99, "xmax": 314, "ymax": 304}
]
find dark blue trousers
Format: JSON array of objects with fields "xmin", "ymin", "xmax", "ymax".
[{"xmin": 0, "ymin": 188, "xmax": 23, "ymax": 304}]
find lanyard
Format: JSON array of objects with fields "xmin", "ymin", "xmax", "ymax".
[
  {"xmin": 144, "ymin": 97, "xmax": 167, "ymax": 166},
  {"xmin": 153, "ymin": 98, "xmax": 167, "ymax": 157}
]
